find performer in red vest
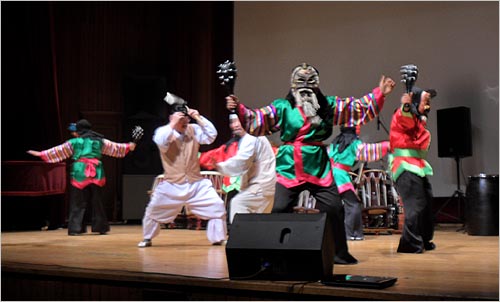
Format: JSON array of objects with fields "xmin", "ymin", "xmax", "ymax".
[{"xmin": 389, "ymin": 87, "xmax": 437, "ymax": 253}]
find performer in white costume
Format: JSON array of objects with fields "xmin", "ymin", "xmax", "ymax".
[
  {"xmin": 138, "ymin": 103, "xmax": 227, "ymax": 247},
  {"xmin": 216, "ymin": 114, "xmax": 276, "ymax": 224}
]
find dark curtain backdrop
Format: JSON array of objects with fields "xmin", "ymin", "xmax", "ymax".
[{"xmin": 1, "ymin": 1, "xmax": 234, "ymax": 223}]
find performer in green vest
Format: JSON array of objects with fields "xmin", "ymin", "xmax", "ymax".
[
  {"xmin": 27, "ymin": 119, "xmax": 137, "ymax": 236},
  {"xmin": 329, "ymin": 125, "xmax": 390, "ymax": 240}
]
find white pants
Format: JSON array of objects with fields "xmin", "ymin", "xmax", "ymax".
[
  {"xmin": 229, "ymin": 189, "xmax": 274, "ymax": 224},
  {"xmin": 142, "ymin": 178, "xmax": 227, "ymax": 243}
]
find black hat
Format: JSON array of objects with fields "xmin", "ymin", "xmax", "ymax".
[
  {"xmin": 411, "ymin": 87, "xmax": 437, "ymax": 119},
  {"xmin": 76, "ymin": 119, "xmax": 92, "ymax": 134},
  {"xmin": 411, "ymin": 86, "xmax": 437, "ymax": 106},
  {"xmin": 425, "ymin": 89, "xmax": 437, "ymax": 98},
  {"xmin": 75, "ymin": 119, "xmax": 104, "ymax": 139},
  {"xmin": 169, "ymin": 104, "xmax": 188, "ymax": 115}
]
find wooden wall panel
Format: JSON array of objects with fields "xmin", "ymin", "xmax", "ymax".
[{"xmin": 2, "ymin": 2, "xmax": 234, "ymax": 224}]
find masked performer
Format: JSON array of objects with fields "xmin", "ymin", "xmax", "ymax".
[
  {"xmin": 138, "ymin": 104, "xmax": 227, "ymax": 247},
  {"xmin": 328, "ymin": 125, "xmax": 390, "ymax": 240},
  {"xmin": 27, "ymin": 119, "xmax": 136, "ymax": 235},
  {"xmin": 226, "ymin": 63, "xmax": 395, "ymax": 264},
  {"xmin": 389, "ymin": 87, "xmax": 437, "ymax": 253},
  {"xmin": 215, "ymin": 114, "xmax": 276, "ymax": 224}
]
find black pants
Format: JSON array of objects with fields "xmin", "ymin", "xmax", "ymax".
[
  {"xmin": 68, "ymin": 184, "xmax": 109, "ymax": 234},
  {"xmin": 273, "ymin": 182, "xmax": 356, "ymax": 263},
  {"xmin": 395, "ymin": 171, "xmax": 434, "ymax": 253},
  {"xmin": 342, "ymin": 190, "xmax": 364, "ymax": 238}
]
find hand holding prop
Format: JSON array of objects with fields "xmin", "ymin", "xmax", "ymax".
[
  {"xmin": 400, "ymin": 64, "xmax": 427, "ymax": 120},
  {"xmin": 217, "ymin": 60, "xmax": 238, "ymax": 113},
  {"xmin": 131, "ymin": 125, "xmax": 144, "ymax": 143},
  {"xmin": 164, "ymin": 92, "xmax": 205, "ymax": 126},
  {"xmin": 400, "ymin": 64, "xmax": 418, "ymax": 93},
  {"xmin": 217, "ymin": 60, "xmax": 237, "ymax": 95}
]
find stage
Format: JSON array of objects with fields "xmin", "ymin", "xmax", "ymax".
[{"xmin": 1, "ymin": 224, "xmax": 498, "ymax": 300}]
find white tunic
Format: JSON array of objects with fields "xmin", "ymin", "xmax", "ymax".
[
  {"xmin": 141, "ymin": 117, "xmax": 227, "ymax": 243},
  {"xmin": 216, "ymin": 134, "xmax": 276, "ymax": 223}
]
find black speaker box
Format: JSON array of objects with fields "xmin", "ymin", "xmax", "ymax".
[
  {"xmin": 437, "ymin": 106, "xmax": 472, "ymax": 158},
  {"xmin": 225, "ymin": 213, "xmax": 334, "ymax": 281}
]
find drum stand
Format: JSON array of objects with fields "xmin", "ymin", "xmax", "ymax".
[{"xmin": 435, "ymin": 157, "xmax": 466, "ymax": 226}]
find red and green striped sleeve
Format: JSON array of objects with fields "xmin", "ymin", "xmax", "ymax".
[
  {"xmin": 40, "ymin": 142, "xmax": 73, "ymax": 163},
  {"xmin": 101, "ymin": 139, "xmax": 130, "ymax": 158},
  {"xmin": 332, "ymin": 87, "xmax": 385, "ymax": 127},
  {"xmin": 356, "ymin": 141, "xmax": 390, "ymax": 162},
  {"xmin": 237, "ymin": 103, "xmax": 278, "ymax": 136}
]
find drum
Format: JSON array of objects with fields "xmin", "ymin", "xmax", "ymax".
[
  {"xmin": 361, "ymin": 169, "xmax": 394, "ymax": 208},
  {"xmin": 359, "ymin": 169, "xmax": 400, "ymax": 229},
  {"xmin": 465, "ymin": 174, "xmax": 499, "ymax": 236}
]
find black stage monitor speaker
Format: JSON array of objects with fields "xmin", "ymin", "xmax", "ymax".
[
  {"xmin": 225, "ymin": 213, "xmax": 334, "ymax": 281},
  {"xmin": 437, "ymin": 106, "xmax": 472, "ymax": 158}
]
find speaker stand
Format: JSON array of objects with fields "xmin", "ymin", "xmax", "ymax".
[{"xmin": 434, "ymin": 157, "xmax": 466, "ymax": 227}]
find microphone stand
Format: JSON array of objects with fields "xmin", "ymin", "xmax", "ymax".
[{"xmin": 377, "ymin": 116, "xmax": 390, "ymax": 135}]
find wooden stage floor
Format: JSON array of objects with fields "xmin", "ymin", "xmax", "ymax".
[{"xmin": 2, "ymin": 224, "xmax": 498, "ymax": 300}]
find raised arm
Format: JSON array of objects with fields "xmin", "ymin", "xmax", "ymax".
[
  {"xmin": 27, "ymin": 142, "xmax": 73, "ymax": 163},
  {"xmin": 101, "ymin": 139, "xmax": 135, "ymax": 158},
  {"xmin": 226, "ymin": 95, "xmax": 278, "ymax": 136},
  {"xmin": 332, "ymin": 75, "xmax": 396, "ymax": 126},
  {"xmin": 216, "ymin": 135, "xmax": 257, "ymax": 177},
  {"xmin": 356, "ymin": 141, "xmax": 391, "ymax": 162},
  {"xmin": 177, "ymin": 120, "xmax": 219, "ymax": 145},
  {"xmin": 392, "ymin": 93, "xmax": 419, "ymax": 131}
]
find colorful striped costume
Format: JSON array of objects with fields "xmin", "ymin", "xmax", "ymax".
[
  {"xmin": 329, "ymin": 136, "xmax": 390, "ymax": 239},
  {"xmin": 389, "ymin": 103, "xmax": 434, "ymax": 253},
  {"xmin": 389, "ymin": 104, "xmax": 433, "ymax": 181},
  {"xmin": 236, "ymin": 87, "xmax": 385, "ymax": 189},
  {"xmin": 234, "ymin": 86, "xmax": 385, "ymax": 264},
  {"xmin": 40, "ymin": 137, "xmax": 131, "ymax": 189},
  {"xmin": 38, "ymin": 136, "xmax": 132, "ymax": 235},
  {"xmin": 329, "ymin": 140, "xmax": 390, "ymax": 194}
]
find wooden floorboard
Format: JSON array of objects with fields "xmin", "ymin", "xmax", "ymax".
[{"xmin": 1, "ymin": 224, "xmax": 498, "ymax": 300}]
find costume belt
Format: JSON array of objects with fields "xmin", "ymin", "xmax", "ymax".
[
  {"xmin": 284, "ymin": 141, "xmax": 324, "ymax": 147},
  {"xmin": 77, "ymin": 158, "xmax": 100, "ymax": 177},
  {"xmin": 333, "ymin": 162, "xmax": 352, "ymax": 172},
  {"xmin": 393, "ymin": 148, "xmax": 427, "ymax": 159}
]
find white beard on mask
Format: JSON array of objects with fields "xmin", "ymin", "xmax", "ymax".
[{"xmin": 294, "ymin": 88, "xmax": 322, "ymax": 127}]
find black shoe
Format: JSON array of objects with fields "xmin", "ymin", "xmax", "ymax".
[
  {"xmin": 99, "ymin": 232, "xmax": 107, "ymax": 235},
  {"xmin": 68, "ymin": 232, "xmax": 82, "ymax": 236},
  {"xmin": 424, "ymin": 242, "xmax": 436, "ymax": 251},
  {"xmin": 397, "ymin": 244, "xmax": 423, "ymax": 253},
  {"xmin": 334, "ymin": 253, "xmax": 358, "ymax": 265}
]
